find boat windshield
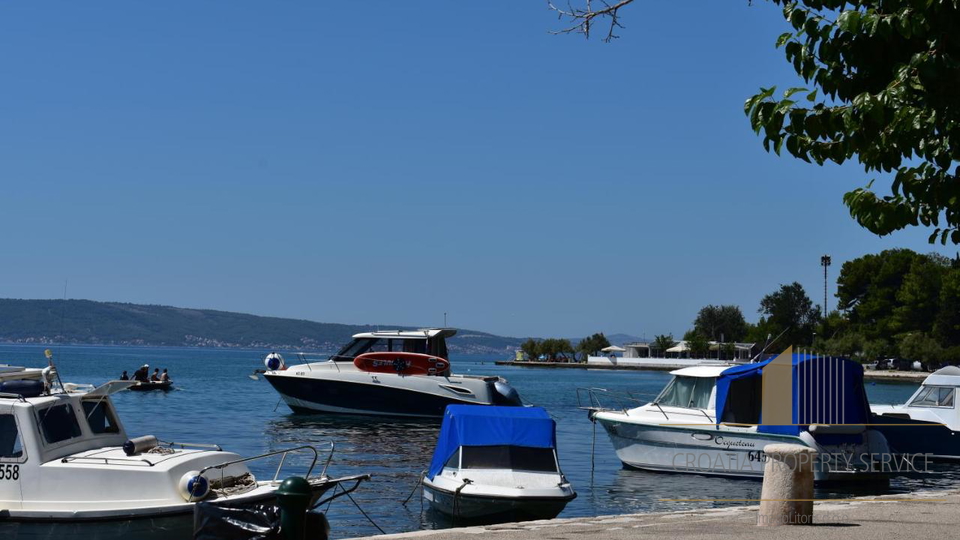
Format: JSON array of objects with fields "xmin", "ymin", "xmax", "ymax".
[
  {"xmin": 81, "ymin": 399, "xmax": 121, "ymax": 435},
  {"xmin": 655, "ymin": 376, "xmax": 715, "ymax": 410},
  {"xmin": 37, "ymin": 403, "xmax": 83, "ymax": 444},
  {"xmin": 910, "ymin": 386, "xmax": 956, "ymax": 408},
  {"xmin": 460, "ymin": 445, "xmax": 558, "ymax": 473},
  {"xmin": 0, "ymin": 415, "xmax": 23, "ymax": 459},
  {"xmin": 330, "ymin": 337, "xmax": 430, "ymax": 361}
]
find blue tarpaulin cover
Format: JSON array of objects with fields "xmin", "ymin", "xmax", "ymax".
[
  {"xmin": 714, "ymin": 353, "xmax": 870, "ymax": 436},
  {"xmin": 427, "ymin": 405, "xmax": 557, "ymax": 480}
]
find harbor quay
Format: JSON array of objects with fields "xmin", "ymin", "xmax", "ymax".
[{"xmin": 357, "ymin": 490, "xmax": 957, "ymax": 540}]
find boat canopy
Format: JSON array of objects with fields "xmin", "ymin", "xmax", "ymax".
[
  {"xmin": 427, "ymin": 405, "xmax": 556, "ymax": 480},
  {"xmin": 715, "ymin": 353, "xmax": 871, "ymax": 436}
]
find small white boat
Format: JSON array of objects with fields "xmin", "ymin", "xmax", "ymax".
[
  {"xmin": 0, "ymin": 362, "xmax": 367, "ymax": 538},
  {"xmin": 262, "ymin": 329, "xmax": 523, "ymax": 418},
  {"xmin": 422, "ymin": 405, "xmax": 576, "ymax": 523},
  {"xmin": 871, "ymin": 366, "xmax": 960, "ymax": 459},
  {"xmin": 585, "ymin": 353, "xmax": 891, "ymax": 483}
]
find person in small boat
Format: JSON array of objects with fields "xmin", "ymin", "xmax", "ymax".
[
  {"xmin": 120, "ymin": 371, "xmax": 129, "ymax": 380},
  {"xmin": 150, "ymin": 368, "xmax": 161, "ymax": 382},
  {"xmin": 160, "ymin": 369, "xmax": 170, "ymax": 382},
  {"xmin": 133, "ymin": 365, "xmax": 150, "ymax": 382}
]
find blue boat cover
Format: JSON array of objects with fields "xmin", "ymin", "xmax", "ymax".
[
  {"xmin": 427, "ymin": 405, "xmax": 557, "ymax": 480},
  {"xmin": 714, "ymin": 353, "xmax": 870, "ymax": 436}
]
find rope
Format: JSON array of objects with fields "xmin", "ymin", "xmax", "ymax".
[
  {"xmin": 590, "ymin": 414, "xmax": 597, "ymax": 482},
  {"xmin": 345, "ymin": 489, "xmax": 386, "ymax": 535},
  {"xmin": 452, "ymin": 479, "xmax": 472, "ymax": 521},
  {"xmin": 401, "ymin": 471, "xmax": 425, "ymax": 505}
]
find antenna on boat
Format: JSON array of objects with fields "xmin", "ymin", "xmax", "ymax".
[
  {"xmin": 444, "ymin": 312, "xmax": 447, "ymax": 328},
  {"xmin": 43, "ymin": 349, "xmax": 66, "ymax": 394}
]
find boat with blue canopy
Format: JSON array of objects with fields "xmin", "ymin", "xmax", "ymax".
[
  {"xmin": 422, "ymin": 405, "xmax": 576, "ymax": 523},
  {"xmin": 583, "ymin": 352, "xmax": 891, "ymax": 482}
]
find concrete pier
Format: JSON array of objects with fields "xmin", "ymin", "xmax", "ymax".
[{"xmin": 354, "ymin": 490, "xmax": 954, "ymax": 540}]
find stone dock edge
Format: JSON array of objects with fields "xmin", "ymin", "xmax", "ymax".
[{"xmin": 352, "ymin": 489, "xmax": 956, "ymax": 540}]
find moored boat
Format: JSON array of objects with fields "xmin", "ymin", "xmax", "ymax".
[
  {"xmin": 0, "ymin": 363, "xmax": 367, "ymax": 539},
  {"xmin": 585, "ymin": 352, "xmax": 891, "ymax": 483},
  {"xmin": 261, "ymin": 329, "xmax": 523, "ymax": 418},
  {"xmin": 871, "ymin": 366, "xmax": 960, "ymax": 460},
  {"xmin": 422, "ymin": 405, "xmax": 576, "ymax": 523}
]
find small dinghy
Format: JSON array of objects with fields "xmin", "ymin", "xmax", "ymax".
[
  {"xmin": 422, "ymin": 405, "xmax": 575, "ymax": 523},
  {"xmin": 129, "ymin": 380, "xmax": 174, "ymax": 391}
]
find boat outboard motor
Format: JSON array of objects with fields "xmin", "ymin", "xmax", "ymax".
[
  {"xmin": 493, "ymin": 379, "xmax": 523, "ymax": 406},
  {"xmin": 264, "ymin": 352, "xmax": 286, "ymax": 371},
  {"xmin": 123, "ymin": 435, "xmax": 160, "ymax": 456}
]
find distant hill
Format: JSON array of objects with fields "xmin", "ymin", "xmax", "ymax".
[{"xmin": 0, "ymin": 299, "xmax": 524, "ymax": 355}]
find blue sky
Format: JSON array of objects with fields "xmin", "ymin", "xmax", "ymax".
[{"xmin": 0, "ymin": 1, "xmax": 954, "ymax": 339}]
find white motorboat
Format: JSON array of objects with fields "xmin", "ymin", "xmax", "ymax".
[
  {"xmin": 0, "ymin": 362, "xmax": 367, "ymax": 538},
  {"xmin": 422, "ymin": 405, "xmax": 575, "ymax": 523},
  {"xmin": 584, "ymin": 353, "xmax": 891, "ymax": 482},
  {"xmin": 871, "ymin": 366, "xmax": 960, "ymax": 459},
  {"xmin": 262, "ymin": 329, "xmax": 522, "ymax": 418}
]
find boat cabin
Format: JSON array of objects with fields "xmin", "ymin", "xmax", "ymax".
[
  {"xmin": 903, "ymin": 366, "xmax": 959, "ymax": 410},
  {"xmin": 330, "ymin": 328, "xmax": 454, "ymax": 362}
]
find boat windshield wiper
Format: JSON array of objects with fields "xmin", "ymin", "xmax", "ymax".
[{"xmin": 652, "ymin": 401, "xmax": 670, "ymax": 421}]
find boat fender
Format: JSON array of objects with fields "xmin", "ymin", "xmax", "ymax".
[
  {"xmin": 179, "ymin": 470, "xmax": 210, "ymax": 501},
  {"xmin": 265, "ymin": 352, "xmax": 286, "ymax": 371},
  {"xmin": 123, "ymin": 435, "xmax": 160, "ymax": 456}
]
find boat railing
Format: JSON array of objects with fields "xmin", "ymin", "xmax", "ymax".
[
  {"xmin": 576, "ymin": 387, "xmax": 648, "ymax": 415},
  {"xmin": 160, "ymin": 440, "xmax": 224, "ymax": 451},
  {"xmin": 196, "ymin": 442, "xmax": 334, "ymax": 492}
]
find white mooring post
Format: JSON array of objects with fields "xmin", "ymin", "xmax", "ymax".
[{"xmin": 757, "ymin": 443, "xmax": 816, "ymax": 526}]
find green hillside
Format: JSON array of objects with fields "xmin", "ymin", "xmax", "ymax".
[{"xmin": 0, "ymin": 299, "xmax": 523, "ymax": 354}]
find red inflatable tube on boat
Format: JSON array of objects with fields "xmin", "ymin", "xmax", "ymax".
[{"xmin": 353, "ymin": 352, "xmax": 449, "ymax": 376}]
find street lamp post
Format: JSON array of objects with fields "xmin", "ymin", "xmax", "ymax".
[{"xmin": 820, "ymin": 255, "xmax": 831, "ymax": 319}]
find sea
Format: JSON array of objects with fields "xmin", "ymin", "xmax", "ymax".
[{"xmin": 0, "ymin": 344, "xmax": 956, "ymax": 539}]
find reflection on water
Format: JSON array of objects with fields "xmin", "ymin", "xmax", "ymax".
[{"xmin": 0, "ymin": 344, "xmax": 957, "ymax": 539}]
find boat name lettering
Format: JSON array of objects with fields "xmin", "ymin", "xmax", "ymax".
[
  {"xmin": 714, "ymin": 436, "xmax": 756, "ymax": 449},
  {"xmin": 0, "ymin": 464, "xmax": 19, "ymax": 481}
]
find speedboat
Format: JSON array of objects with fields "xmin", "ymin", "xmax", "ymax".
[
  {"xmin": 422, "ymin": 405, "xmax": 576, "ymax": 523},
  {"xmin": 871, "ymin": 366, "xmax": 960, "ymax": 459},
  {"xmin": 584, "ymin": 352, "xmax": 891, "ymax": 482},
  {"xmin": 262, "ymin": 329, "xmax": 523, "ymax": 418},
  {"xmin": 0, "ymin": 363, "xmax": 367, "ymax": 539}
]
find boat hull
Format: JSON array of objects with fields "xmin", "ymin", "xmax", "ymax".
[
  {"xmin": 129, "ymin": 381, "xmax": 173, "ymax": 392},
  {"xmin": 422, "ymin": 483, "xmax": 573, "ymax": 523},
  {"xmin": 870, "ymin": 413, "xmax": 960, "ymax": 460},
  {"xmin": 264, "ymin": 372, "xmax": 504, "ymax": 418},
  {"xmin": 595, "ymin": 415, "xmax": 885, "ymax": 483}
]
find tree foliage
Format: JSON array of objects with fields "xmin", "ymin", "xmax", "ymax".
[
  {"xmin": 577, "ymin": 332, "xmax": 612, "ymax": 358},
  {"xmin": 552, "ymin": 1, "xmax": 960, "ymax": 242},
  {"xmin": 745, "ymin": 0, "xmax": 960, "ymax": 243},
  {"xmin": 693, "ymin": 305, "xmax": 749, "ymax": 342},
  {"xmin": 759, "ymin": 282, "xmax": 821, "ymax": 347},
  {"xmin": 652, "ymin": 334, "xmax": 676, "ymax": 357}
]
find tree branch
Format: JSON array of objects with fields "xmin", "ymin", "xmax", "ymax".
[{"xmin": 547, "ymin": 0, "xmax": 636, "ymax": 42}]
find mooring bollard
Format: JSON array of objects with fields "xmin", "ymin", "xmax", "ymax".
[
  {"xmin": 757, "ymin": 443, "xmax": 816, "ymax": 526},
  {"xmin": 277, "ymin": 476, "xmax": 313, "ymax": 540}
]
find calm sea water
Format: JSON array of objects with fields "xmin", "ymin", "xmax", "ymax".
[{"xmin": 0, "ymin": 344, "xmax": 956, "ymax": 538}]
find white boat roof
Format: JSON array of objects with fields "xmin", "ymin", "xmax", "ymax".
[
  {"xmin": 668, "ymin": 364, "xmax": 731, "ymax": 378},
  {"xmin": 352, "ymin": 328, "xmax": 456, "ymax": 340},
  {"xmin": 923, "ymin": 366, "xmax": 960, "ymax": 387}
]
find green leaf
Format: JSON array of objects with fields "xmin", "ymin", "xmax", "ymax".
[
  {"xmin": 776, "ymin": 32, "xmax": 793, "ymax": 48},
  {"xmin": 838, "ymin": 10, "xmax": 861, "ymax": 33},
  {"xmin": 806, "ymin": 89, "xmax": 818, "ymax": 102},
  {"xmin": 784, "ymin": 87, "xmax": 808, "ymax": 99}
]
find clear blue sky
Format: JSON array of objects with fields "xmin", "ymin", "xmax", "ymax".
[{"xmin": 0, "ymin": 1, "xmax": 954, "ymax": 339}]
